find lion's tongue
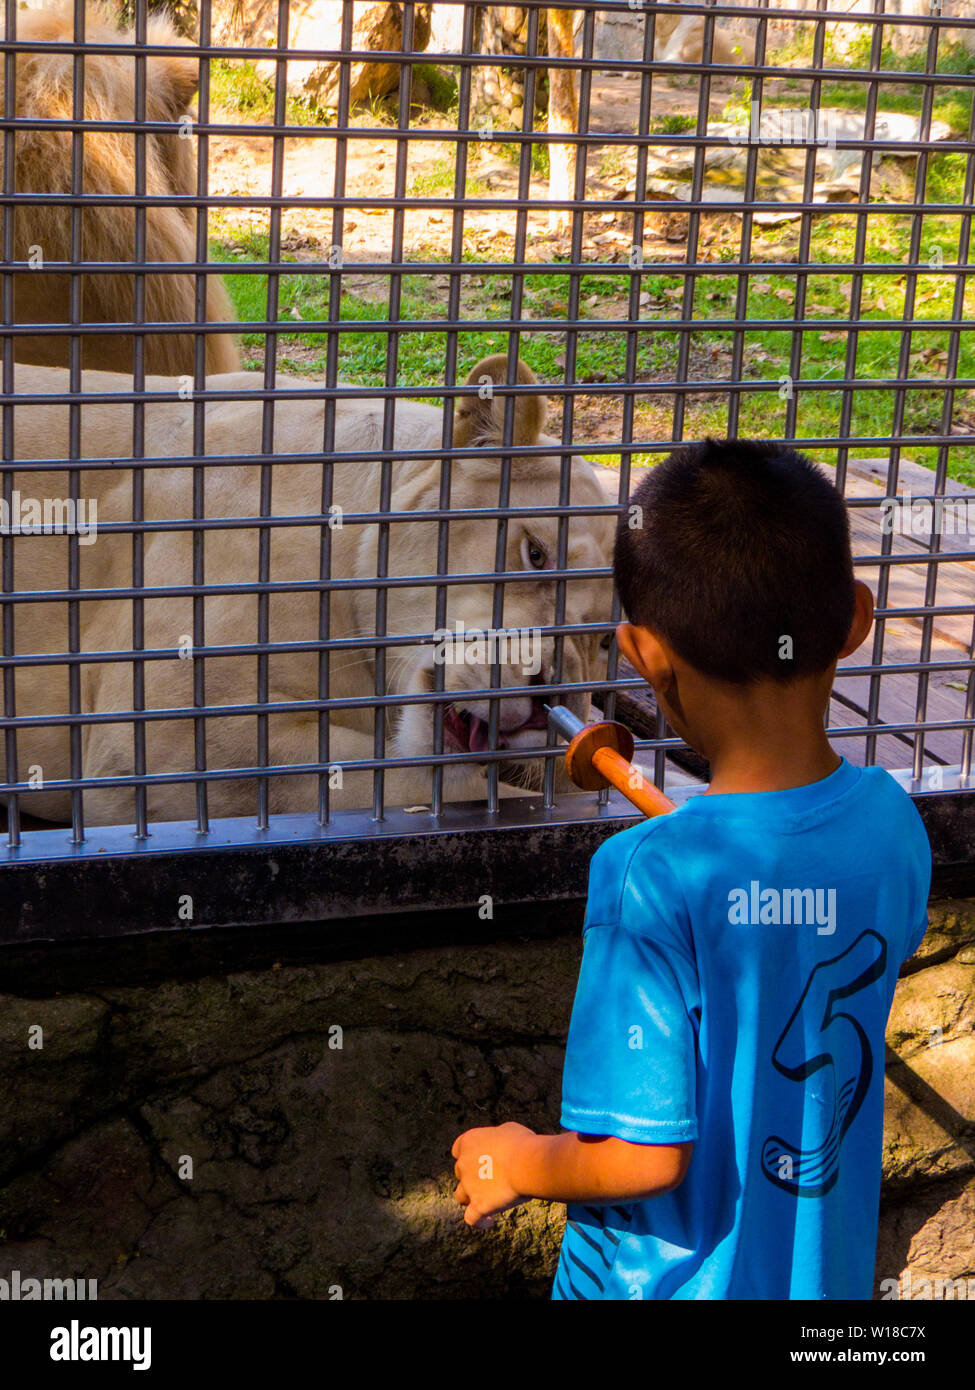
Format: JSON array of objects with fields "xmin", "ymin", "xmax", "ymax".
[
  {"xmin": 464, "ymin": 699, "xmax": 551, "ymax": 752},
  {"xmin": 469, "ymin": 715, "xmax": 492, "ymax": 754}
]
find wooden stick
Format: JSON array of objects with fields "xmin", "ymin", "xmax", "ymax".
[{"xmin": 545, "ymin": 705, "xmax": 676, "ymax": 817}]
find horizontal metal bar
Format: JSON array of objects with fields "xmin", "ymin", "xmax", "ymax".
[
  {"xmin": 1, "ymin": 0, "xmax": 970, "ymax": 37},
  {"xmin": 0, "ymin": 619, "xmax": 622, "ymax": 671},
  {"xmin": 6, "ymin": 316, "xmax": 975, "ymax": 342},
  {"xmin": 1, "ymin": 28, "xmax": 971, "ymax": 69},
  {"xmin": 0, "ymin": 673, "xmax": 634, "ymax": 731},
  {"xmin": 3, "ymin": 374, "xmax": 975, "ymax": 412},
  {"xmin": 0, "ymin": 490, "xmax": 970, "ymax": 540},
  {"xmin": 4, "ymin": 438, "xmax": 975, "ymax": 475},
  {"xmin": 0, "ymin": 637, "xmax": 970, "ymax": 680},
  {"xmin": 2, "ymin": 546, "xmax": 973, "ymax": 610},
  {"xmin": 0, "ymin": 502, "xmax": 623, "ymax": 539},
  {"xmin": 5, "ymin": 258, "xmax": 975, "ymax": 280},
  {"xmin": 2, "ymin": 715, "xmax": 973, "ymax": 802},
  {"xmin": 3, "ymin": 189, "xmax": 974, "ymax": 215},
  {"xmin": 4, "ymin": 115, "xmax": 974, "ymax": 153}
]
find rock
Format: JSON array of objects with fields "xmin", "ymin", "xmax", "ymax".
[
  {"xmin": 0, "ymin": 995, "xmax": 109, "ymax": 1180},
  {"xmin": 876, "ymin": 899, "xmax": 975, "ymax": 1296},
  {"xmin": 883, "ymin": 952, "xmax": 975, "ymax": 1192},
  {"xmin": 907, "ymin": 897, "xmax": 975, "ymax": 969},
  {"xmin": 876, "ymin": 1175, "xmax": 975, "ymax": 1298}
]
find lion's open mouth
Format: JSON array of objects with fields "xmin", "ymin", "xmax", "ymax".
[{"xmin": 443, "ymin": 697, "xmax": 550, "ymax": 755}]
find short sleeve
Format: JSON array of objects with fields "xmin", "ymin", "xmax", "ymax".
[{"xmin": 560, "ymin": 827, "xmax": 701, "ymax": 1144}]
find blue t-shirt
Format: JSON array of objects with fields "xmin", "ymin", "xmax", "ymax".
[{"xmin": 553, "ymin": 758, "xmax": 932, "ymax": 1301}]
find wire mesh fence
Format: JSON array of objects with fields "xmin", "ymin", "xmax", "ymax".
[{"xmin": 1, "ymin": 0, "xmax": 974, "ymax": 858}]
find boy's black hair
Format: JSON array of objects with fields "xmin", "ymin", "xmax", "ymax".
[{"xmin": 613, "ymin": 439, "xmax": 856, "ymax": 684}]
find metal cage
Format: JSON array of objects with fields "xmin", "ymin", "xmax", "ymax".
[{"xmin": 1, "ymin": 0, "xmax": 974, "ymax": 946}]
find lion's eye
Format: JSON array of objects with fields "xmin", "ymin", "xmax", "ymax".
[{"xmin": 527, "ymin": 539, "xmax": 547, "ymax": 570}]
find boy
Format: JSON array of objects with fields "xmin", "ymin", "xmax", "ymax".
[{"xmin": 451, "ymin": 439, "xmax": 932, "ymax": 1300}]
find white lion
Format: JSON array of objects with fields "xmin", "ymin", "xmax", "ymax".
[{"xmin": 4, "ymin": 356, "xmax": 615, "ymax": 826}]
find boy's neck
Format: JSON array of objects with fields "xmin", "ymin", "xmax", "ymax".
[
  {"xmin": 705, "ymin": 735, "xmax": 842, "ymax": 796},
  {"xmin": 688, "ymin": 673, "xmax": 842, "ymax": 796}
]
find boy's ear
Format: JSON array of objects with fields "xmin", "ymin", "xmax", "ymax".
[
  {"xmin": 616, "ymin": 622, "xmax": 672, "ymax": 688},
  {"xmin": 837, "ymin": 581, "xmax": 874, "ymax": 659}
]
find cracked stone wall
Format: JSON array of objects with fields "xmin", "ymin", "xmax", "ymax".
[{"xmin": 0, "ymin": 899, "xmax": 972, "ymax": 1300}]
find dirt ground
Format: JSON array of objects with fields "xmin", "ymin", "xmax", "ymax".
[
  {"xmin": 205, "ymin": 70, "xmax": 766, "ymax": 445},
  {"xmin": 208, "ymin": 72, "xmax": 743, "ymax": 266}
]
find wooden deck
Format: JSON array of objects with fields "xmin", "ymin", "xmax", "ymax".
[{"xmin": 596, "ymin": 456, "xmax": 975, "ymax": 780}]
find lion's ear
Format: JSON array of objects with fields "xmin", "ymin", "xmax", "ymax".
[
  {"xmin": 453, "ymin": 355, "xmax": 548, "ymax": 448},
  {"xmin": 145, "ymin": 18, "xmax": 199, "ymax": 120}
]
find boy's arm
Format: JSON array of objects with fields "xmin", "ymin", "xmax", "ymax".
[{"xmin": 452, "ymin": 1121, "xmax": 693, "ymax": 1230}]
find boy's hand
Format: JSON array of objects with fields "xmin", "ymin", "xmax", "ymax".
[{"xmin": 451, "ymin": 1121, "xmax": 537, "ymax": 1230}]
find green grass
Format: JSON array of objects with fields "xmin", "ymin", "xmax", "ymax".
[
  {"xmin": 680, "ymin": 267, "xmax": 975, "ymax": 483},
  {"xmin": 721, "ymin": 41, "xmax": 975, "ymax": 139},
  {"xmin": 209, "ymin": 59, "xmax": 323, "ymax": 127},
  {"xmin": 651, "ymin": 114, "xmax": 698, "ymax": 135},
  {"xmin": 208, "ymin": 85, "xmax": 975, "ymax": 488},
  {"xmin": 745, "ymin": 41, "xmax": 975, "ymax": 137},
  {"xmin": 407, "ymin": 158, "xmax": 488, "ymax": 198},
  {"xmin": 214, "ymin": 241, "xmax": 679, "ymax": 395}
]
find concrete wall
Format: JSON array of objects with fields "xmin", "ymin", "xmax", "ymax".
[{"xmin": 0, "ymin": 898, "xmax": 972, "ymax": 1299}]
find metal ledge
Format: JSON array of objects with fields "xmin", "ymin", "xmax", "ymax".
[{"xmin": 0, "ymin": 779, "xmax": 972, "ymax": 976}]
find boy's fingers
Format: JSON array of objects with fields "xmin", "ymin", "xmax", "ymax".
[{"xmin": 466, "ymin": 1207, "xmax": 495, "ymax": 1231}]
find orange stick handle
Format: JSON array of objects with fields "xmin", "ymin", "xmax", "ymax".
[{"xmin": 591, "ymin": 746, "xmax": 676, "ymax": 818}]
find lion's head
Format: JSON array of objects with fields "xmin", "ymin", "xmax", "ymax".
[{"xmin": 374, "ymin": 355, "xmax": 617, "ymax": 795}]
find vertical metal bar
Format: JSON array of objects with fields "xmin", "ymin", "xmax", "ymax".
[
  {"xmin": 782, "ymin": 0, "xmax": 828, "ymax": 443},
  {"xmin": 372, "ymin": 1, "xmax": 417, "ymax": 821},
  {"xmin": 318, "ymin": 1, "xmax": 355, "ymax": 826},
  {"xmin": 852, "ymin": 1, "xmax": 888, "ymax": 768},
  {"xmin": 671, "ymin": 0, "xmax": 714, "ymax": 447},
  {"xmin": 430, "ymin": 2, "xmax": 478, "ymax": 818},
  {"xmin": 909, "ymin": 12, "xmax": 957, "ymax": 779},
  {"xmin": 67, "ymin": 0, "xmax": 85, "ymax": 843},
  {"xmin": 484, "ymin": 3, "xmax": 542, "ymax": 815},
  {"xmin": 256, "ymin": 0, "xmax": 290, "ymax": 828},
  {"xmin": 544, "ymin": 5, "xmax": 594, "ymax": 810},
  {"xmin": 727, "ymin": 0, "xmax": 769, "ymax": 442},
  {"xmin": 864, "ymin": 7, "xmax": 939, "ymax": 772},
  {"xmin": 131, "ymin": 0, "xmax": 148, "ymax": 839},
  {"xmin": 612, "ymin": 4, "xmax": 662, "ymax": 796},
  {"xmin": 962, "ymin": 617, "xmax": 975, "ymax": 781},
  {"xmin": 1, "ymin": 0, "xmax": 18, "ymax": 847},
  {"xmin": 191, "ymin": 0, "xmax": 213, "ymax": 833}
]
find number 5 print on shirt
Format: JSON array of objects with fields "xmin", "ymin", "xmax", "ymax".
[{"xmin": 761, "ymin": 929, "xmax": 888, "ymax": 1198}]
